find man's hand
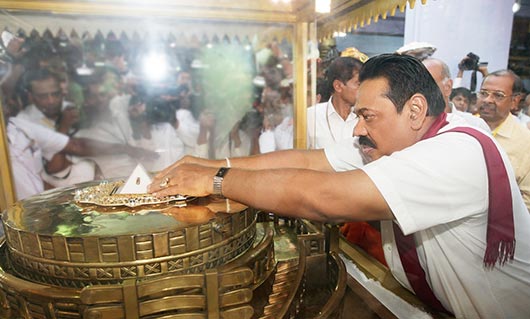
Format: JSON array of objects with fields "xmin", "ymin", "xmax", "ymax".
[
  {"xmin": 478, "ymin": 64, "xmax": 489, "ymax": 77},
  {"xmin": 4, "ymin": 34, "xmax": 25, "ymax": 61},
  {"xmin": 57, "ymin": 106, "xmax": 80, "ymax": 134},
  {"xmin": 148, "ymin": 163, "xmax": 217, "ymax": 197}
]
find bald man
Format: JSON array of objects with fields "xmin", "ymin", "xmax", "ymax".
[{"xmin": 423, "ymin": 58, "xmax": 490, "ymax": 132}]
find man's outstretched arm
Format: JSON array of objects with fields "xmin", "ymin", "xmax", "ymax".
[{"xmin": 149, "ymin": 163, "xmax": 392, "ymax": 224}]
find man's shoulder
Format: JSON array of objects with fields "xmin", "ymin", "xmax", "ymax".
[
  {"xmin": 503, "ymin": 114, "xmax": 530, "ymax": 139},
  {"xmin": 16, "ymin": 104, "xmax": 37, "ymax": 118},
  {"xmin": 450, "ymin": 111, "xmax": 491, "ymax": 132},
  {"xmin": 307, "ymin": 101, "xmax": 327, "ymax": 111}
]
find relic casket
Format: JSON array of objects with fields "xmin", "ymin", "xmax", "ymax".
[{"xmin": 0, "ymin": 180, "xmax": 346, "ymax": 318}]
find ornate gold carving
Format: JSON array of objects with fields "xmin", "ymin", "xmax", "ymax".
[
  {"xmin": 73, "ymin": 180, "xmax": 189, "ymax": 208},
  {"xmin": 0, "ymin": 218, "xmax": 349, "ymax": 319},
  {"xmin": 8, "ymin": 221, "xmax": 257, "ymax": 287}
]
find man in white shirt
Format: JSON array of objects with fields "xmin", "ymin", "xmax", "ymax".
[
  {"xmin": 150, "ymin": 54, "xmax": 530, "ymax": 318},
  {"xmin": 7, "ymin": 116, "xmax": 68, "ymax": 199},
  {"xmin": 306, "ymin": 56, "xmax": 363, "ymax": 149},
  {"xmin": 4, "ymin": 104, "xmax": 129, "ymax": 200},
  {"xmin": 17, "ymin": 68, "xmax": 96, "ymax": 187},
  {"xmin": 75, "ymin": 77, "xmax": 157, "ymax": 178}
]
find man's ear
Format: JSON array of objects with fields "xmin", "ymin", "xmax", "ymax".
[
  {"xmin": 510, "ymin": 94, "xmax": 523, "ymax": 112},
  {"xmin": 26, "ymin": 91, "xmax": 35, "ymax": 104},
  {"xmin": 407, "ymin": 94, "xmax": 428, "ymax": 130},
  {"xmin": 332, "ymin": 79, "xmax": 343, "ymax": 93}
]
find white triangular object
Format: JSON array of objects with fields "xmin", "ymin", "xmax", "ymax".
[{"xmin": 119, "ymin": 164, "xmax": 152, "ymax": 194}]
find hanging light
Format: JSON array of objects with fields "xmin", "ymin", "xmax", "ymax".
[
  {"xmin": 316, "ymin": 0, "xmax": 331, "ymax": 13},
  {"xmin": 513, "ymin": 0, "xmax": 521, "ymax": 13}
]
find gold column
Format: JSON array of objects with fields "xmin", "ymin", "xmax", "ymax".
[{"xmin": 292, "ymin": 21, "xmax": 308, "ymax": 149}]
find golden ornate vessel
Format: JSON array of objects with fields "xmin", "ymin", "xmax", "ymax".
[
  {"xmin": 73, "ymin": 180, "xmax": 189, "ymax": 208},
  {"xmin": 0, "ymin": 181, "xmax": 346, "ymax": 318}
]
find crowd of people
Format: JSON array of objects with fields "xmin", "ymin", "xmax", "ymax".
[{"xmin": 0, "ymin": 32, "xmax": 296, "ymax": 200}]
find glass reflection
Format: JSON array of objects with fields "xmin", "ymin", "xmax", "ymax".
[{"xmin": 0, "ymin": 12, "xmax": 294, "ymax": 201}]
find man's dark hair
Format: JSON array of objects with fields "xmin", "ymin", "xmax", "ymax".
[
  {"xmin": 450, "ymin": 87, "xmax": 472, "ymax": 101},
  {"xmin": 483, "ymin": 70, "xmax": 524, "ymax": 95},
  {"xmin": 325, "ymin": 56, "xmax": 363, "ymax": 94},
  {"xmin": 359, "ymin": 53, "xmax": 445, "ymax": 116},
  {"xmin": 23, "ymin": 68, "xmax": 60, "ymax": 93}
]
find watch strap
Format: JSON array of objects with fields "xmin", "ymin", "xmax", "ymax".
[{"xmin": 213, "ymin": 167, "xmax": 230, "ymax": 196}]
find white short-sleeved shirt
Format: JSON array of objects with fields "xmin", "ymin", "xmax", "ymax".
[
  {"xmin": 358, "ymin": 118, "xmax": 530, "ymax": 318},
  {"xmin": 324, "ymin": 136, "xmax": 366, "ymax": 171},
  {"xmin": 258, "ymin": 129, "xmax": 276, "ymax": 154},
  {"xmin": 307, "ymin": 97, "xmax": 358, "ymax": 149},
  {"xmin": 7, "ymin": 117, "xmax": 68, "ymax": 199},
  {"xmin": 175, "ymin": 109, "xmax": 200, "ymax": 155},
  {"xmin": 17, "ymin": 103, "xmax": 97, "ymax": 187},
  {"xmin": 134, "ymin": 123, "xmax": 185, "ymax": 172},
  {"xmin": 76, "ymin": 121, "xmax": 138, "ymax": 179},
  {"xmin": 17, "ymin": 104, "xmax": 56, "ymax": 129},
  {"xmin": 274, "ymin": 116, "xmax": 293, "ymax": 150}
]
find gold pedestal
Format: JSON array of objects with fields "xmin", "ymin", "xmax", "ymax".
[{"xmin": 0, "ymin": 181, "xmax": 346, "ymax": 318}]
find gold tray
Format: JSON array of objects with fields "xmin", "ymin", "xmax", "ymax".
[{"xmin": 1, "ymin": 182, "xmax": 256, "ymax": 287}]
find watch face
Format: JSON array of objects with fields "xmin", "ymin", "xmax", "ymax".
[{"xmin": 216, "ymin": 167, "xmax": 231, "ymax": 178}]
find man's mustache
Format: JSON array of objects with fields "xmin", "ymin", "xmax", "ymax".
[{"xmin": 359, "ymin": 136, "xmax": 377, "ymax": 149}]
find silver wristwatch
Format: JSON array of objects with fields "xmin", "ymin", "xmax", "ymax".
[{"xmin": 213, "ymin": 167, "xmax": 230, "ymax": 196}]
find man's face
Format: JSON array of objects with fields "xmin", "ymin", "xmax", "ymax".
[
  {"xmin": 451, "ymin": 94, "xmax": 469, "ymax": 112},
  {"xmin": 128, "ymin": 98, "xmax": 146, "ymax": 119},
  {"xmin": 335, "ymin": 71, "xmax": 360, "ymax": 106},
  {"xmin": 84, "ymin": 83, "xmax": 112, "ymax": 113},
  {"xmin": 478, "ymin": 75, "xmax": 518, "ymax": 125},
  {"xmin": 353, "ymin": 78, "xmax": 416, "ymax": 161},
  {"xmin": 29, "ymin": 77, "xmax": 63, "ymax": 119}
]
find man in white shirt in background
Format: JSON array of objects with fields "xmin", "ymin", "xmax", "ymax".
[
  {"xmin": 306, "ymin": 54, "xmax": 364, "ymax": 149},
  {"xmin": 17, "ymin": 68, "xmax": 96, "ymax": 187}
]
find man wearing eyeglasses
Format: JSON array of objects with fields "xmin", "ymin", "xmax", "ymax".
[
  {"xmin": 478, "ymin": 70, "xmax": 530, "ymax": 211},
  {"xmin": 18, "ymin": 68, "xmax": 80, "ymax": 135}
]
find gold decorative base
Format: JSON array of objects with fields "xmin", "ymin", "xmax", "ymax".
[
  {"xmin": 0, "ymin": 181, "xmax": 347, "ymax": 318},
  {"xmin": 0, "ymin": 222, "xmax": 346, "ymax": 319}
]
